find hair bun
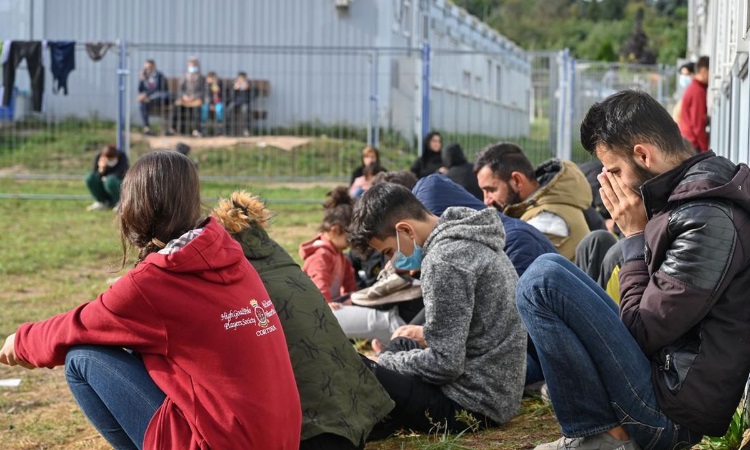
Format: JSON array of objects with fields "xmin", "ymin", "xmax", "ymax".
[{"xmin": 323, "ymin": 186, "xmax": 352, "ymax": 209}]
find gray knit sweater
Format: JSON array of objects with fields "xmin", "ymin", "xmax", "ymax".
[{"xmin": 378, "ymin": 207, "xmax": 526, "ymax": 424}]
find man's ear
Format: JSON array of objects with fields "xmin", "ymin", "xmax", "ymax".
[
  {"xmin": 509, "ymin": 172, "xmax": 525, "ymax": 191},
  {"xmin": 394, "ymin": 221, "xmax": 416, "ymax": 240},
  {"xmin": 633, "ymin": 144, "xmax": 654, "ymax": 169}
]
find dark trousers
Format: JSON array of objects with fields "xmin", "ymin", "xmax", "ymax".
[
  {"xmin": 225, "ymin": 101, "xmax": 250, "ymax": 135},
  {"xmin": 138, "ymin": 94, "xmax": 170, "ymax": 128},
  {"xmin": 170, "ymin": 105, "xmax": 201, "ymax": 133},
  {"xmin": 574, "ymin": 229, "xmax": 623, "ymax": 292},
  {"xmin": 360, "ymin": 351, "xmax": 493, "ymax": 440},
  {"xmin": 2, "ymin": 41, "xmax": 45, "ymax": 111}
]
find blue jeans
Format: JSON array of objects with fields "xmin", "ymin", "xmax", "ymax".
[
  {"xmin": 65, "ymin": 346, "xmax": 166, "ymax": 450},
  {"xmin": 516, "ymin": 254, "xmax": 699, "ymax": 450},
  {"xmin": 200, "ymin": 102, "xmax": 224, "ymax": 122}
]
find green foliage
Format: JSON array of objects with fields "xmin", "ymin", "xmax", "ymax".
[
  {"xmin": 695, "ymin": 405, "xmax": 747, "ymax": 450},
  {"xmin": 451, "ymin": 0, "xmax": 687, "ymax": 65}
]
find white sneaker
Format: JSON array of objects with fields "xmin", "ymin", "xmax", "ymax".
[
  {"xmin": 535, "ymin": 433, "xmax": 642, "ymax": 450},
  {"xmin": 86, "ymin": 201, "xmax": 109, "ymax": 211}
]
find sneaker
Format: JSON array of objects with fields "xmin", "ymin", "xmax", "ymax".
[
  {"xmin": 191, "ymin": 129, "xmax": 202, "ymax": 138},
  {"xmin": 86, "ymin": 201, "xmax": 109, "ymax": 212},
  {"xmin": 351, "ymin": 268, "xmax": 411, "ymax": 301},
  {"xmin": 524, "ymin": 381, "xmax": 550, "ymax": 402},
  {"xmin": 535, "ymin": 433, "xmax": 642, "ymax": 450}
]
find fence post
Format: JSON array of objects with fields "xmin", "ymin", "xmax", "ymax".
[
  {"xmin": 116, "ymin": 40, "xmax": 129, "ymax": 156},
  {"xmin": 368, "ymin": 49, "xmax": 379, "ymax": 148},
  {"xmin": 556, "ymin": 49, "xmax": 573, "ymax": 161},
  {"xmin": 420, "ymin": 42, "xmax": 431, "ymax": 151}
]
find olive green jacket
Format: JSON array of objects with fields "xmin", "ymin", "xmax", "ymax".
[{"xmin": 231, "ymin": 222, "xmax": 394, "ymax": 445}]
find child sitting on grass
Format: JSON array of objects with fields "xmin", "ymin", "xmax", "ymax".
[
  {"xmin": 300, "ymin": 186, "xmax": 359, "ymax": 304},
  {"xmin": 300, "ymin": 187, "xmax": 405, "ymax": 343}
]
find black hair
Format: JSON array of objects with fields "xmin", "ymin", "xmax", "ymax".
[
  {"xmin": 422, "ymin": 131, "xmax": 443, "ymax": 156},
  {"xmin": 348, "ymin": 183, "xmax": 429, "ymax": 257},
  {"xmin": 679, "ymin": 62, "xmax": 695, "ymax": 74},
  {"xmin": 473, "ymin": 142, "xmax": 535, "ymax": 181},
  {"xmin": 320, "ymin": 186, "xmax": 353, "ymax": 232},
  {"xmin": 371, "ymin": 170, "xmax": 418, "ymax": 190},
  {"xmin": 580, "ymin": 90, "xmax": 689, "ymax": 159},
  {"xmin": 237, "ymin": 71, "xmax": 248, "ymax": 78},
  {"xmin": 175, "ymin": 142, "xmax": 191, "ymax": 156},
  {"xmin": 696, "ymin": 56, "xmax": 709, "ymax": 71}
]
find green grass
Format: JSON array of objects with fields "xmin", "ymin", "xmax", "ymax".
[
  {"xmin": 0, "ymin": 119, "xmax": 571, "ymax": 180},
  {"xmin": 0, "ymin": 179, "xmax": 564, "ymax": 449}
]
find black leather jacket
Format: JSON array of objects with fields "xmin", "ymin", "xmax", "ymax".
[{"xmin": 619, "ymin": 152, "xmax": 750, "ymax": 437}]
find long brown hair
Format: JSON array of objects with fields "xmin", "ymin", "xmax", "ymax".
[{"xmin": 118, "ymin": 151, "xmax": 202, "ymax": 267}]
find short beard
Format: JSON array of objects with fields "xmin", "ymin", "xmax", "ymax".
[{"xmin": 630, "ymin": 159, "xmax": 660, "ymax": 193}]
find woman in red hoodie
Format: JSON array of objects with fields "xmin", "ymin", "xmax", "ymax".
[{"xmin": 0, "ymin": 151, "xmax": 301, "ymax": 450}]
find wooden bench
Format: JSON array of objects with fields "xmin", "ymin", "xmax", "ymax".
[{"xmin": 144, "ymin": 77, "xmax": 270, "ymax": 135}]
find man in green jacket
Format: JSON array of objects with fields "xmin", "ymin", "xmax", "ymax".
[{"xmin": 213, "ymin": 191, "xmax": 394, "ymax": 450}]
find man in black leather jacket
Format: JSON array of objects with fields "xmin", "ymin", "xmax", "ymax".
[{"xmin": 516, "ymin": 90, "xmax": 750, "ymax": 450}]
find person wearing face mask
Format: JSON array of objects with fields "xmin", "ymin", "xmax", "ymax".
[
  {"xmin": 349, "ymin": 183, "xmax": 526, "ymax": 440},
  {"xmin": 85, "ymin": 144, "xmax": 129, "ymax": 211},
  {"xmin": 168, "ymin": 57, "xmax": 205, "ymax": 137},
  {"xmin": 671, "ymin": 62, "xmax": 695, "ymax": 125}
]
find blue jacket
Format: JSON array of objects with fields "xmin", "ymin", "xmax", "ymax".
[{"xmin": 413, "ymin": 174, "xmax": 557, "ymax": 277}]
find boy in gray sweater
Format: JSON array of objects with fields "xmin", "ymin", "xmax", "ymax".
[{"xmin": 349, "ymin": 183, "xmax": 526, "ymax": 438}]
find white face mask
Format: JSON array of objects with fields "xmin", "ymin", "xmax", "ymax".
[
  {"xmin": 106, "ymin": 158, "xmax": 118, "ymax": 168},
  {"xmin": 679, "ymin": 74, "xmax": 692, "ymax": 89}
]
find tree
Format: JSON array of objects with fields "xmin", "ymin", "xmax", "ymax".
[{"xmin": 620, "ymin": 7, "xmax": 657, "ymax": 64}]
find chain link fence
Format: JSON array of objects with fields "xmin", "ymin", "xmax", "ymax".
[{"xmin": 0, "ymin": 43, "xmax": 677, "ymax": 185}]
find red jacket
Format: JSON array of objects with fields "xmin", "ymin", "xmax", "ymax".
[
  {"xmin": 15, "ymin": 218, "xmax": 301, "ymax": 449},
  {"xmin": 678, "ymin": 79, "xmax": 708, "ymax": 151},
  {"xmin": 299, "ymin": 236, "xmax": 356, "ymax": 302}
]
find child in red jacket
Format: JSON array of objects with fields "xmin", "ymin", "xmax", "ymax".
[
  {"xmin": 0, "ymin": 151, "xmax": 301, "ymax": 450},
  {"xmin": 300, "ymin": 186, "xmax": 358, "ymax": 304}
]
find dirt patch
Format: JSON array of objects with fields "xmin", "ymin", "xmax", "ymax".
[{"xmin": 134, "ymin": 134, "xmax": 313, "ymax": 152}]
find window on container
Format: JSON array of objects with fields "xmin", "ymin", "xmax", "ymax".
[
  {"xmin": 463, "ymin": 71, "xmax": 471, "ymax": 92},
  {"xmin": 422, "ymin": 15, "xmax": 429, "ymax": 41},
  {"xmin": 402, "ymin": 1, "xmax": 411, "ymax": 35},
  {"xmin": 475, "ymin": 76, "xmax": 482, "ymax": 96},
  {"xmin": 496, "ymin": 66, "xmax": 503, "ymax": 102},
  {"xmin": 487, "ymin": 60, "xmax": 493, "ymax": 95}
]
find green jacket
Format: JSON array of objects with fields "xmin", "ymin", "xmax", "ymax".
[{"xmin": 231, "ymin": 222, "xmax": 394, "ymax": 445}]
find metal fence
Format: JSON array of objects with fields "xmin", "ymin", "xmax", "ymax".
[{"xmin": 0, "ymin": 42, "xmax": 676, "ymax": 184}]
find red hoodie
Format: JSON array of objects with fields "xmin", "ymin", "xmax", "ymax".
[
  {"xmin": 15, "ymin": 218, "xmax": 301, "ymax": 450},
  {"xmin": 299, "ymin": 235, "xmax": 356, "ymax": 302},
  {"xmin": 678, "ymin": 79, "xmax": 709, "ymax": 152}
]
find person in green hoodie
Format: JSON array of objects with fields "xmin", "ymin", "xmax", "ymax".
[{"xmin": 212, "ymin": 191, "xmax": 394, "ymax": 450}]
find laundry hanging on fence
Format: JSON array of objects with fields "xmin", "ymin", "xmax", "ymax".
[
  {"xmin": 1, "ymin": 41, "xmax": 45, "ymax": 112},
  {"xmin": 85, "ymin": 42, "xmax": 114, "ymax": 62},
  {"xmin": 48, "ymin": 41, "xmax": 75, "ymax": 95}
]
